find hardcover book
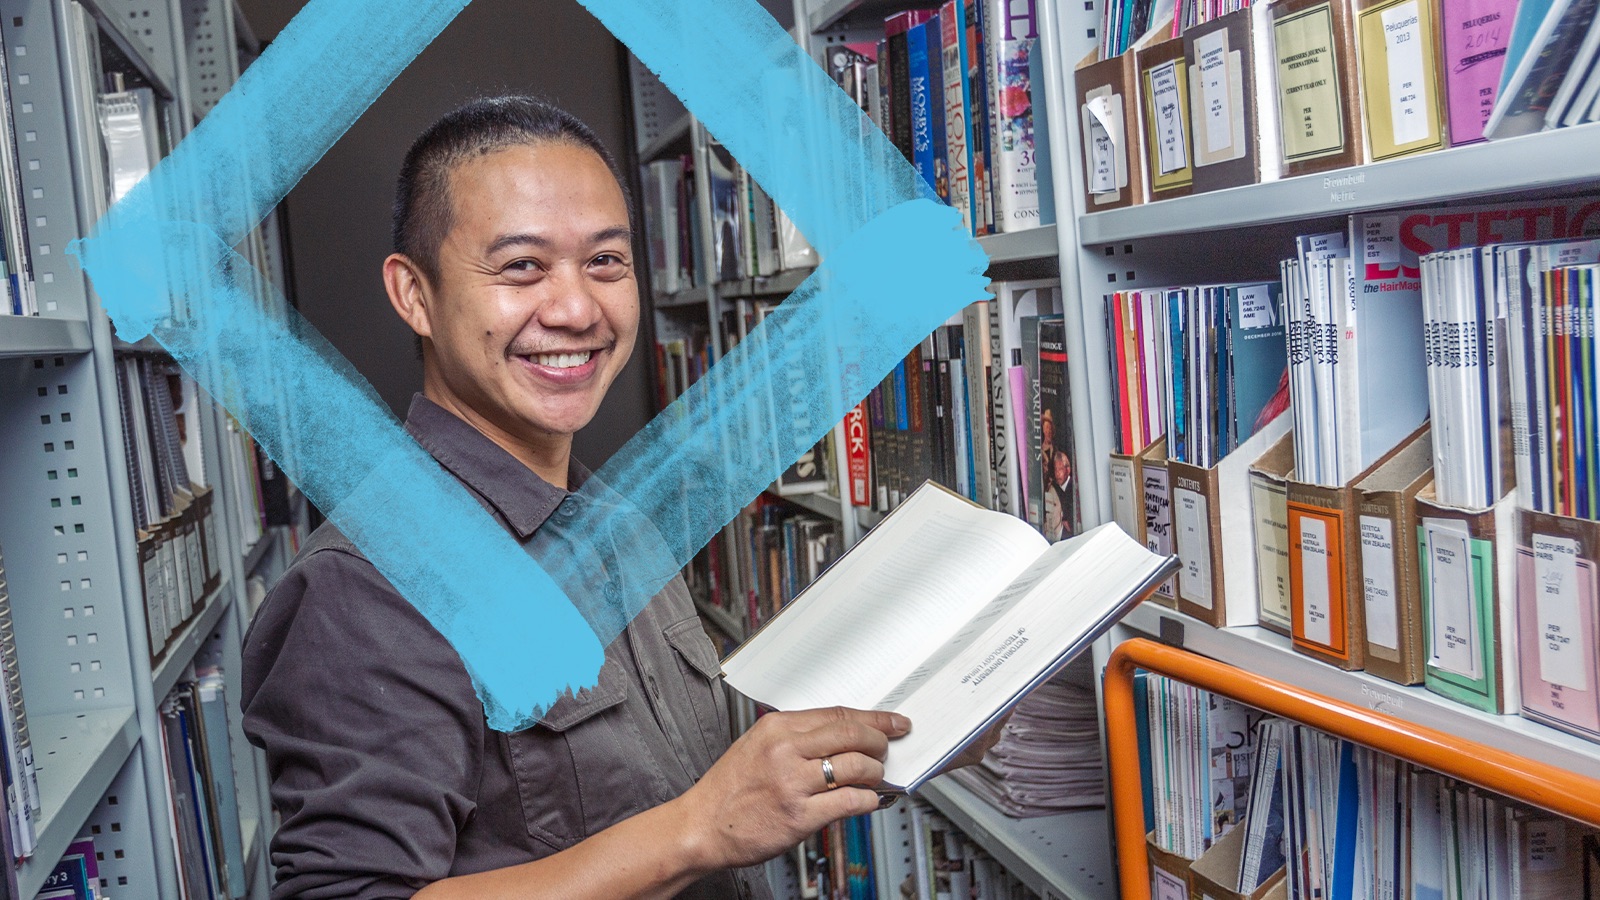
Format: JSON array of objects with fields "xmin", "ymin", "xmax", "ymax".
[
  {"xmin": 722, "ymin": 483, "xmax": 1178, "ymax": 791},
  {"xmin": 985, "ymin": 0, "xmax": 1044, "ymax": 230}
]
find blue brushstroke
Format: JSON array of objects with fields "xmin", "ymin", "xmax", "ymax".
[{"xmin": 71, "ymin": 0, "xmax": 989, "ymax": 731}]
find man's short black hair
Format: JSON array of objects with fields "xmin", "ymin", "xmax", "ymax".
[{"xmin": 393, "ymin": 95, "xmax": 632, "ymax": 283}]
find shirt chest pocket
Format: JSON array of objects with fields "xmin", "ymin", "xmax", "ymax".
[
  {"xmin": 505, "ymin": 657, "xmax": 662, "ymax": 852},
  {"xmin": 662, "ymin": 617, "xmax": 733, "ymax": 763}
]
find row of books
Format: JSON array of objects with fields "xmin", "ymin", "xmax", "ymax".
[
  {"xmin": 1073, "ymin": 0, "xmax": 1600, "ymax": 210},
  {"xmin": 1138, "ymin": 673, "xmax": 1600, "ymax": 900},
  {"xmin": 115, "ymin": 354, "xmax": 202, "ymax": 535},
  {"xmin": 905, "ymin": 800, "xmax": 1046, "ymax": 900},
  {"xmin": 1111, "ymin": 197, "xmax": 1600, "ymax": 740},
  {"xmin": 137, "ymin": 490, "xmax": 224, "ymax": 662},
  {"xmin": 693, "ymin": 498, "xmax": 842, "ymax": 650},
  {"xmin": 0, "ymin": 547, "xmax": 37, "ymax": 864},
  {"xmin": 1104, "ymin": 280, "xmax": 1290, "ymax": 467},
  {"xmin": 827, "ymin": 0, "xmax": 1055, "ymax": 238},
  {"xmin": 857, "ymin": 280, "xmax": 1083, "ymax": 542},
  {"xmin": 159, "ymin": 666, "xmax": 248, "ymax": 900},
  {"xmin": 638, "ymin": 144, "xmax": 818, "ymax": 299},
  {"xmin": 797, "ymin": 812, "xmax": 876, "ymax": 900}
]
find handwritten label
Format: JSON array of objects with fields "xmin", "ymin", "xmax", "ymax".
[
  {"xmin": 1532, "ymin": 533, "xmax": 1587, "ymax": 690},
  {"xmin": 1360, "ymin": 515, "xmax": 1400, "ymax": 650},
  {"xmin": 1298, "ymin": 515, "xmax": 1334, "ymax": 646},
  {"xmin": 1195, "ymin": 29, "xmax": 1234, "ymax": 154},
  {"xmin": 1426, "ymin": 521, "xmax": 1481, "ymax": 680},
  {"xmin": 1381, "ymin": 1, "xmax": 1429, "ymax": 145},
  {"xmin": 1174, "ymin": 487, "xmax": 1213, "ymax": 609},
  {"xmin": 1085, "ymin": 95, "xmax": 1119, "ymax": 193},
  {"xmin": 1150, "ymin": 61, "xmax": 1189, "ymax": 174},
  {"xmin": 1154, "ymin": 867, "xmax": 1187, "ymax": 900}
]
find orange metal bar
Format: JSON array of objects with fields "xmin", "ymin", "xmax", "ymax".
[{"xmin": 1104, "ymin": 637, "xmax": 1600, "ymax": 900}]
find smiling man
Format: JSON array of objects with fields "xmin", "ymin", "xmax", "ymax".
[{"xmin": 240, "ymin": 97, "xmax": 916, "ymax": 900}]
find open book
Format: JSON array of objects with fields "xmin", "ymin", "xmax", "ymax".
[{"xmin": 721, "ymin": 482, "xmax": 1180, "ymax": 791}]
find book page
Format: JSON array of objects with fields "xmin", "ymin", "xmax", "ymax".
[
  {"xmin": 721, "ymin": 485, "xmax": 1047, "ymax": 712},
  {"xmin": 872, "ymin": 525, "xmax": 1169, "ymax": 786}
]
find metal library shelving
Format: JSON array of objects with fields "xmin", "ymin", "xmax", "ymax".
[
  {"xmin": 0, "ymin": 0, "xmax": 303, "ymax": 897},
  {"xmin": 628, "ymin": 0, "xmax": 1600, "ymax": 894}
]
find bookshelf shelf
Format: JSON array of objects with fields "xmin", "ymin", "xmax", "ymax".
[
  {"xmin": 717, "ymin": 267, "xmax": 815, "ymax": 299},
  {"xmin": 152, "ymin": 584, "xmax": 234, "ymax": 701},
  {"xmin": 979, "ymin": 224, "xmax": 1060, "ymax": 265},
  {"xmin": 243, "ymin": 531, "xmax": 274, "ymax": 578},
  {"xmin": 807, "ymin": 0, "xmax": 910, "ymax": 34},
  {"xmin": 0, "ymin": 315, "xmax": 92, "ymax": 358},
  {"xmin": 1119, "ymin": 603, "xmax": 1600, "ymax": 777},
  {"xmin": 772, "ymin": 489, "xmax": 845, "ymax": 521},
  {"xmin": 656, "ymin": 285, "xmax": 711, "ymax": 308},
  {"xmin": 1078, "ymin": 122, "xmax": 1600, "ymax": 244},
  {"xmin": 693, "ymin": 597, "xmax": 746, "ymax": 642},
  {"xmin": 917, "ymin": 776, "xmax": 1117, "ymax": 900},
  {"xmin": 640, "ymin": 111, "xmax": 692, "ymax": 163},
  {"xmin": 19, "ymin": 706, "xmax": 140, "ymax": 899},
  {"xmin": 243, "ymin": 816, "xmax": 261, "ymax": 895}
]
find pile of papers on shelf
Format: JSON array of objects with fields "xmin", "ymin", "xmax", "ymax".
[{"xmin": 945, "ymin": 678, "xmax": 1105, "ymax": 817}]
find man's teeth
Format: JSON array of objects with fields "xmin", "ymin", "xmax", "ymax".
[{"xmin": 530, "ymin": 351, "xmax": 593, "ymax": 368}]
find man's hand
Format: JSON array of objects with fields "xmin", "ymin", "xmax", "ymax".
[{"xmin": 671, "ymin": 706, "xmax": 910, "ymax": 873}]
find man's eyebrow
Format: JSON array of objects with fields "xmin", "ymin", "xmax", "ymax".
[{"xmin": 485, "ymin": 226, "xmax": 634, "ymax": 257}]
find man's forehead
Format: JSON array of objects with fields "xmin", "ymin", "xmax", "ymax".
[{"xmin": 444, "ymin": 141, "xmax": 627, "ymax": 228}]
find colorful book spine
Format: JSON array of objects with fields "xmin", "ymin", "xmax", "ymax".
[
  {"xmin": 985, "ymin": 0, "xmax": 1043, "ymax": 231},
  {"xmin": 942, "ymin": 1, "xmax": 975, "ymax": 234}
]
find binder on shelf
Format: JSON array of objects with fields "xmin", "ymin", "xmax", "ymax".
[
  {"xmin": 1141, "ymin": 440, "xmax": 1178, "ymax": 607},
  {"xmin": 1265, "ymin": 0, "xmax": 1366, "ymax": 178},
  {"xmin": 1187, "ymin": 821, "xmax": 1289, "ymax": 900},
  {"xmin": 1285, "ymin": 425, "xmax": 1425, "ymax": 670},
  {"xmin": 1515, "ymin": 508, "xmax": 1600, "ymax": 742},
  {"xmin": 1354, "ymin": 427, "xmax": 1434, "ymax": 685},
  {"xmin": 1249, "ymin": 433, "xmax": 1297, "ymax": 636},
  {"xmin": 1182, "ymin": 7, "xmax": 1271, "ymax": 193},
  {"xmin": 1136, "ymin": 29, "xmax": 1196, "ymax": 202},
  {"xmin": 1170, "ymin": 412, "xmax": 1292, "ymax": 627},
  {"xmin": 1416, "ymin": 484, "xmax": 1519, "ymax": 714},
  {"xmin": 1352, "ymin": 0, "xmax": 1449, "ymax": 160},
  {"xmin": 1075, "ymin": 41, "xmax": 1147, "ymax": 211}
]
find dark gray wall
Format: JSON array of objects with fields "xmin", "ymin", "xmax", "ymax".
[{"xmin": 239, "ymin": 0, "xmax": 651, "ymax": 467}]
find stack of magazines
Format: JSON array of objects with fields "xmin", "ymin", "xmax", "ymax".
[{"xmin": 946, "ymin": 677, "xmax": 1105, "ymax": 817}]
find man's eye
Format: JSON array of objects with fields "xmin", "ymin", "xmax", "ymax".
[
  {"xmin": 504, "ymin": 259, "xmax": 541, "ymax": 273},
  {"xmin": 592, "ymin": 254, "xmax": 626, "ymax": 267}
]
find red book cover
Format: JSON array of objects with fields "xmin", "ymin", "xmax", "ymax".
[{"xmin": 844, "ymin": 402, "xmax": 873, "ymax": 507}]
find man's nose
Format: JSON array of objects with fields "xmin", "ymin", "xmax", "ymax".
[{"xmin": 538, "ymin": 269, "xmax": 605, "ymax": 331}]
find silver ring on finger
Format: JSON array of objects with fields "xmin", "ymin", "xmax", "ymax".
[{"xmin": 821, "ymin": 756, "xmax": 838, "ymax": 791}]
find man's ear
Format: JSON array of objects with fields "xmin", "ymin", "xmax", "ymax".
[{"xmin": 384, "ymin": 253, "xmax": 434, "ymax": 341}]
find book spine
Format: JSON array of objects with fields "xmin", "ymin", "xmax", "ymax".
[
  {"xmin": 966, "ymin": 0, "xmax": 995, "ymax": 235},
  {"xmin": 985, "ymin": 0, "xmax": 1042, "ymax": 232},
  {"xmin": 942, "ymin": 2, "xmax": 974, "ymax": 234},
  {"xmin": 909, "ymin": 21, "xmax": 937, "ymax": 197}
]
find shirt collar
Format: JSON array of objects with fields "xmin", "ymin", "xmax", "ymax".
[{"xmin": 403, "ymin": 393, "xmax": 586, "ymax": 539}]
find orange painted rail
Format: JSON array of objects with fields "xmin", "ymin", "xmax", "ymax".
[{"xmin": 1104, "ymin": 637, "xmax": 1600, "ymax": 899}]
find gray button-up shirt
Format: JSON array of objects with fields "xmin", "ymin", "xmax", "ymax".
[{"xmin": 242, "ymin": 395, "xmax": 773, "ymax": 900}]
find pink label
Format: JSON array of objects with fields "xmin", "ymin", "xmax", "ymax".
[
  {"xmin": 1440, "ymin": 0, "xmax": 1515, "ymax": 144},
  {"xmin": 1517, "ymin": 547, "xmax": 1600, "ymax": 734}
]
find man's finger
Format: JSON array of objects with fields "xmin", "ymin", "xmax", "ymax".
[
  {"xmin": 795, "ymin": 751, "xmax": 884, "ymax": 792},
  {"xmin": 803, "ymin": 786, "xmax": 882, "ymax": 825},
  {"xmin": 791, "ymin": 718, "xmax": 892, "ymax": 761},
  {"xmin": 777, "ymin": 706, "xmax": 910, "ymax": 737}
]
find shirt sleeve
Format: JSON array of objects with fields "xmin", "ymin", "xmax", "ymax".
[{"xmin": 242, "ymin": 547, "xmax": 484, "ymax": 900}]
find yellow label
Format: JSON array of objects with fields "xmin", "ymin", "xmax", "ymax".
[
  {"xmin": 1144, "ymin": 57, "xmax": 1194, "ymax": 192},
  {"xmin": 1357, "ymin": 0, "xmax": 1445, "ymax": 159},
  {"xmin": 1274, "ymin": 3, "xmax": 1347, "ymax": 163}
]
